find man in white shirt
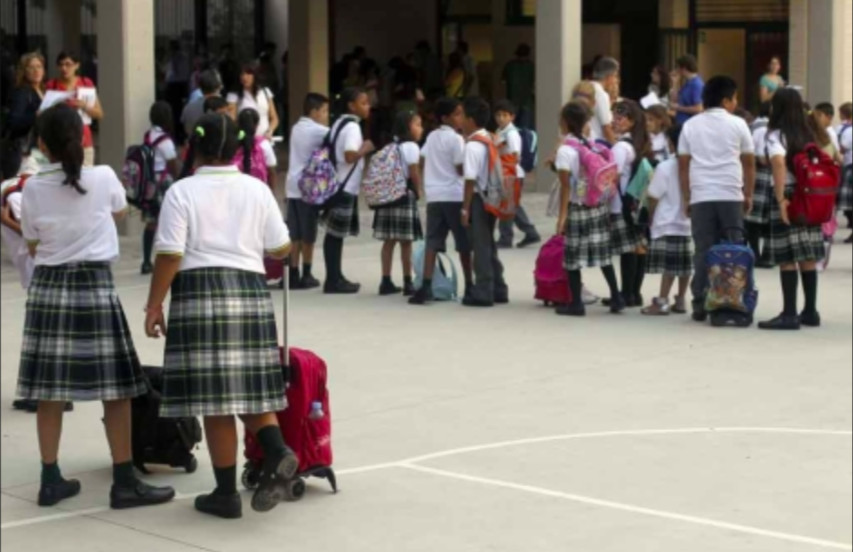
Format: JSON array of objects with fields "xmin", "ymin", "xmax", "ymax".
[
  {"xmin": 286, "ymin": 93, "xmax": 329, "ymax": 290},
  {"xmin": 590, "ymin": 57, "xmax": 619, "ymax": 144},
  {"xmin": 461, "ymin": 98, "xmax": 508, "ymax": 308},
  {"xmin": 678, "ymin": 76, "xmax": 756, "ymax": 321}
]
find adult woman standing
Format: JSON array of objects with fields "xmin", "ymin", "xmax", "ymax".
[
  {"xmin": 45, "ymin": 51, "xmax": 103, "ymax": 166},
  {"xmin": 648, "ymin": 65, "xmax": 672, "ymax": 108},
  {"xmin": 16, "ymin": 104, "xmax": 174, "ymax": 509},
  {"xmin": 759, "ymin": 56, "xmax": 785, "ymax": 104},
  {"xmin": 145, "ymin": 114, "xmax": 298, "ymax": 519},
  {"xmin": 226, "ymin": 64, "xmax": 279, "ymax": 139},
  {"xmin": 6, "ymin": 52, "xmax": 45, "ymax": 147}
]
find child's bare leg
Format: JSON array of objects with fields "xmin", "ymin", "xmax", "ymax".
[
  {"xmin": 381, "ymin": 241, "xmax": 396, "ymax": 277},
  {"xmin": 659, "ymin": 274, "xmax": 676, "ymax": 299},
  {"xmin": 400, "ymin": 241, "xmax": 413, "ymax": 279}
]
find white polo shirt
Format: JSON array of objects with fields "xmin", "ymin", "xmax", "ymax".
[
  {"xmin": 589, "ymin": 81, "xmax": 613, "ymax": 142},
  {"xmin": 647, "ymin": 158, "xmax": 691, "ymax": 239},
  {"xmin": 155, "ymin": 165, "xmax": 290, "ymax": 274},
  {"xmin": 21, "ymin": 164, "xmax": 127, "ymax": 266},
  {"xmin": 421, "ymin": 125, "xmax": 465, "ymax": 203},
  {"xmin": 0, "ymin": 179, "xmax": 33, "ymax": 288},
  {"xmin": 841, "ymin": 125, "xmax": 852, "ymax": 167},
  {"xmin": 286, "ymin": 117, "xmax": 329, "ymax": 199},
  {"xmin": 555, "ymin": 141, "xmax": 583, "ymax": 204},
  {"xmin": 463, "ymin": 129, "xmax": 491, "ymax": 193},
  {"xmin": 226, "ymin": 87, "xmax": 275, "ymax": 137},
  {"xmin": 398, "ymin": 142, "xmax": 421, "ymax": 178},
  {"xmin": 147, "ymin": 126, "xmax": 178, "ymax": 173},
  {"xmin": 496, "ymin": 124, "xmax": 525, "ymax": 178},
  {"xmin": 610, "ymin": 137, "xmax": 636, "ymax": 215},
  {"xmin": 678, "ymin": 108, "xmax": 755, "ymax": 204},
  {"xmin": 329, "ymin": 116, "xmax": 364, "ymax": 195}
]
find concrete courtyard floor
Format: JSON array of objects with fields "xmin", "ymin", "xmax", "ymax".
[{"xmin": 1, "ymin": 194, "xmax": 851, "ymax": 551}]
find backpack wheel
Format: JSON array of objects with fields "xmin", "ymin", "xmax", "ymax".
[
  {"xmin": 284, "ymin": 478, "xmax": 306, "ymax": 502},
  {"xmin": 241, "ymin": 466, "xmax": 260, "ymax": 490},
  {"xmin": 184, "ymin": 455, "xmax": 198, "ymax": 473}
]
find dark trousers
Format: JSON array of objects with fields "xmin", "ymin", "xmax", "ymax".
[
  {"xmin": 498, "ymin": 205, "xmax": 539, "ymax": 244},
  {"xmin": 468, "ymin": 196, "xmax": 508, "ymax": 303},
  {"xmin": 690, "ymin": 201, "xmax": 744, "ymax": 301}
]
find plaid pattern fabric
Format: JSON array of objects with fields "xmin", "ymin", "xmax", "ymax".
[
  {"xmin": 838, "ymin": 166, "xmax": 853, "ymax": 212},
  {"xmin": 609, "ymin": 214, "xmax": 639, "ymax": 255},
  {"xmin": 141, "ymin": 172, "xmax": 174, "ymax": 224},
  {"xmin": 17, "ymin": 263, "xmax": 147, "ymax": 402},
  {"xmin": 563, "ymin": 203, "xmax": 613, "ymax": 271},
  {"xmin": 647, "ymin": 236, "xmax": 694, "ymax": 276},
  {"xmin": 321, "ymin": 192, "xmax": 360, "ymax": 239},
  {"xmin": 765, "ymin": 180, "xmax": 826, "ymax": 265},
  {"xmin": 745, "ymin": 165, "xmax": 773, "ymax": 225},
  {"xmin": 373, "ymin": 192, "xmax": 424, "ymax": 241},
  {"xmin": 160, "ymin": 268, "xmax": 287, "ymax": 418}
]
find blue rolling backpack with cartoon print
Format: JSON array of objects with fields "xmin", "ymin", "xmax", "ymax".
[{"xmin": 705, "ymin": 228, "xmax": 759, "ymax": 328}]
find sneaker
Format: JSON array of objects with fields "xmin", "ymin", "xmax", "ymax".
[
  {"xmin": 300, "ymin": 274, "xmax": 321, "ymax": 290},
  {"xmin": 195, "ymin": 491, "xmax": 243, "ymax": 519},
  {"xmin": 140, "ymin": 262, "xmax": 153, "ymax": 275},
  {"xmin": 556, "ymin": 304, "xmax": 586, "ymax": 317},
  {"xmin": 267, "ymin": 278, "xmax": 284, "ymax": 289},
  {"xmin": 581, "ymin": 286, "xmax": 600, "ymax": 305},
  {"xmin": 641, "ymin": 297, "xmax": 670, "ymax": 316},
  {"xmin": 38, "ymin": 478, "xmax": 81, "ymax": 507},
  {"xmin": 516, "ymin": 235, "xmax": 542, "ymax": 249},
  {"xmin": 799, "ymin": 310, "xmax": 822, "ymax": 328},
  {"xmin": 110, "ymin": 480, "xmax": 175, "ymax": 509},
  {"xmin": 251, "ymin": 450, "xmax": 300, "ymax": 513},
  {"xmin": 758, "ymin": 314, "xmax": 801, "ymax": 331},
  {"xmin": 408, "ymin": 286, "xmax": 434, "ymax": 305},
  {"xmin": 672, "ymin": 295, "xmax": 688, "ymax": 314},
  {"xmin": 379, "ymin": 280, "xmax": 402, "ymax": 296},
  {"xmin": 323, "ymin": 279, "xmax": 360, "ymax": 294}
]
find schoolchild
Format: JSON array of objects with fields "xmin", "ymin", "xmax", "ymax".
[
  {"xmin": 645, "ymin": 104, "xmax": 673, "ymax": 163},
  {"xmin": 746, "ymin": 101, "xmax": 774, "ymax": 265},
  {"xmin": 834, "ymin": 102, "xmax": 852, "ymax": 243},
  {"xmin": 234, "ymin": 108, "xmax": 278, "ymax": 189}
]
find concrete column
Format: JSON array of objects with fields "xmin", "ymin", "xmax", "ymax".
[
  {"xmin": 534, "ymin": 0, "xmax": 581, "ymax": 191},
  {"xmin": 97, "ymin": 0, "xmax": 155, "ymax": 236},
  {"xmin": 265, "ymin": 0, "xmax": 289, "ymax": 86},
  {"xmin": 288, "ymin": 0, "xmax": 328, "ymax": 128},
  {"xmin": 796, "ymin": 0, "xmax": 852, "ymax": 112},
  {"xmin": 44, "ymin": 0, "xmax": 82, "ymax": 63}
]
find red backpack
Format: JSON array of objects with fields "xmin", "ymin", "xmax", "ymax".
[{"xmin": 789, "ymin": 143, "xmax": 841, "ymax": 226}]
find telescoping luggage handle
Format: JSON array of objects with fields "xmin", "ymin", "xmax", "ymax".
[
  {"xmin": 282, "ymin": 261, "xmax": 291, "ymax": 384},
  {"xmin": 721, "ymin": 226, "xmax": 748, "ymax": 245}
]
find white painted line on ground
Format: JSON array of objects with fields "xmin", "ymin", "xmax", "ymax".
[{"xmin": 401, "ymin": 463, "xmax": 853, "ymax": 551}]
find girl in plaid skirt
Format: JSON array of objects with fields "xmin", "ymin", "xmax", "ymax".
[
  {"xmin": 746, "ymin": 102, "xmax": 774, "ymax": 265},
  {"xmin": 554, "ymin": 101, "xmax": 623, "ymax": 316},
  {"xmin": 16, "ymin": 105, "xmax": 174, "ymax": 509},
  {"xmin": 145, "ymin": 114, "xmax": 297, "ymax": 519},
  {"xmin": 373, "ymin": 111, "xmax": 425, "ymax": 296},
  {"xmin": 758, "ymin": 89, "xmax": 825, "ymax": 331}
]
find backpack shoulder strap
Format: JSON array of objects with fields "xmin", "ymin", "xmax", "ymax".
[{"xmin": 326, "ymin": 116, "xmax": 358, "ymax": 165}]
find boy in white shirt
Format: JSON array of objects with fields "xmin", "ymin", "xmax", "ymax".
[
  {"xmin": 642, "ymin": 124, "xmax": 692, "ymax": 315},
  {"xmin": 591, "ymin": 57, "xmax": 619, "ymax": 144},
  {"xmin": 493, "ymin": 100, "xmax": 541, "ymax": 249},
  {"xmin": 837, "ymin": 102, "xmax": 853, "ymax": 242},
  {"xmin": 678, "ymin": 76, "xmax": 755, "ymax": 322},
  {"xmin": 461, "ymin": 98, "xmax": 508, "ymax": 308},
  {"xmin": 286, "ymin": 93, "xmax": 329, "ymax": 289}
]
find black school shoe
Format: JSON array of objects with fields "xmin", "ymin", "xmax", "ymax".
[
  {"xmin": 408, "ymin": 287, "xmax": 434, "ymax": 305},
  {"xmin": 516, "ymin": 235, "xmax": 542, "ymax": 249},
  {"xmin": 494, "ymin": 294, "xmax": 509, "ymax": 305},
  {"xmin": 556, "ymin": 304, "xmax": 586, "ymax": 317},
  {"xmin": 38, "ymin": 478, "xmax": 81, "ymax": 507},
  {"xmin": 140, "ymin": 262, "xmax": 153, "ymax": 275},
  {"xmin": 323, "ymin": 279, "xmax": 360, "ymax": 294},
  {"xmin": 251, "ymin": 450, "xmax": 300, "ymax": 513},
  {"xmin": 608, "ymin": 294, "xmax": 627, "ymax": 314},
  {"xmin": 379, "ymin": 281, "xmax": 402, "ymax": 296},
  {"xmin": 799, "ymin": 310, "xmax": 822, "ymax": 328},
  {"xmin": 461, "ymin": 297, "xmax": 494, "ymax": 308},
  {"xmin": 403, "ymin": 281, "xmax": 415, "ymax": 297},
  {"xmin": 195, "ymin": 492, "xmax": 243, "ymax": 519},
  {"xmin": 692, "ymin": 299, "xmax": 708, "ymax": 322},
  {"xmin": 301, "ymin": 274, "xmax": 321, "ymax": 290},
  {"xmin": 496, "ymin": 240, "xmax": 513, "ymax": 250},
  {"xmin": 758, "ymin": 314, "xmax": 801, "ymax": 331},
  {"xmin": 110, "ymin": 480, "xmax": 176, "ymax": 509}
]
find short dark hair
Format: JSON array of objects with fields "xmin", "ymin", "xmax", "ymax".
[
  {"xmin": 204, "ymin": 96, "xmax": 228, "ymax": 113},
  {"xmin": 758, "ymin": 101, "xmax": 772, "ymax": 119},
  {"xmin": 435, "ymin": 97, "xmax": 462, "ymax": 121},
  {"xmin": 393, "ymin": 111, "xmax": 418, "ymax": 143},
  {"xmin": 191, "ymin": 113, "xmax": 240, "ymax": 163},
  {"xmin": 593, "ymin": 57, "xmax": 620, "ymax": 80},
  {"xmin": 55, "ymin": 51, "xmax": 80, "ymax": 65},
  {"xmin": 149, "ymin": 101, "xmax": 174, "ymax": 135},
  {"xmin": 198, "ymin": 70, "xmax": 221, "ymax": 95},
  {"xmin": 493, "ymin": 99, "xmax": 517, "ymax": 116},
  {"xmin": 815, "ymin": 102, "xmax": 835, "ymax": 118},
  {"xmin": 839, "ymin": 102, "xmax": 852, "ymax": 120},
  {"xmin": 667, "ymin": 124, "xmax": 683, "ymax": 150},
  {"xmin": 702, "ymin": 76, "xmax": 738, "ymax": 109},
  {"xmin": 676, "ymin": 54, "xmax": 698, "ymax": 73},
  {"xmin": 463, "ymin": 97, "xmax": 491, "ymax": 129},
  {"xmin": 303, "ymin": 93, "xmax": 329, "ymax": 116}
]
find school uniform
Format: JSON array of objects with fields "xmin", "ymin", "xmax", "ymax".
[
  {"xmin": 0, "ymin": 178, "xmax": 35, "ymax": 288},
  {"xmin": 763, "ymin": 131, "xmax": 826, "ymax": 265},
  {"xmin": 141, "ymin": 126, "xmax": 178, "ymax": 224},
  {"xmin": 322, "ymin": 116, "xmax": 363, "ymax": 239},
  {"xmin": 373, "ymin": 141, "xmax": 423, "ymax": 242},
  {"xmin": 838, "ymin": 124, "xmax": 853, "ymax": 211},
  {"xmin": 646, "ymin": 159, "xmax": 693, "ymax": 276},
  {"xmin": 746, "ymin": 126, "xmax": 772, "ymax": 226},
  {"xmin": 16, "ymin": 164, "xmax": 146, "ymax": 402},
  {"xmin": 609, "ymin": 136, "xmax": 639, "ymax": 255},
  {"xmin": 226, "ymin": 87, "xmax": 276, "ymax": 137},
  {"xmin": 45, "ymin": 78, "xmax": 98, "ymax": 166},
  {"xmin": 555, "ymin": 141, "xmax": 612, "ymax": 271},
  {"xmin": 422, "ymin": 125, "xmax": 472, "ymax": 254},
  {"xmin": 286, "ymin": 117, "xmax": 327, "ymax": 244},
  {"xmin": 154, "ymin": 166, "xmax": 290, "ymax": 417},
  {"xmin": 465, "ymin": 129, "xmax": 508, "ymax": 304},
  {"xmin": 496, "ymin": 124, "xmax": 539, "ymax": 245},
  {"xmin": 651, "ymin": 132, "xmax": 672, "ymax": 164},
  {"xmin": 589, "ymin": 81, "xmax": 613, "ymax": 143}
]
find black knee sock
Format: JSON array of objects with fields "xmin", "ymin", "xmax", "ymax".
[
  {"xmin": 303, "ymin": 263, "xmax": 313, "ymax": 278},
  {"xmin": 213, "ymin": 465, "xmax": 237, "ymax": 495},
  {"xmin": 568, "ymin": 270, "xmax": 582, "ymax": 307},
  {"xmin": 41, "ymin": 462, "xmax": 63, "ymax": 485},
  {"xmin": 142, "ymin": 228, "xmax": 156, "ymax": 265},
  {"xmin": 404, "ymin": 275, "xmax": 413, "ymax": 285},
  {"xmin": 620, "ymin": 254, "xmax": 637, "ymax": 297},
  {"xmin": 781, "ymin": 270, "xmax": 799, "ymax": 317},
  {"xmin": 323, "ymin": 236, "xmax": 342, "ymax": 283},
  {"xmin": 801, "ymin": 269, "xmax": 818, "ymax": 314},
  {"xmin": 600, "ymin": 265, "xmax": 620, "ymax": 299},
  {"xmin": 113, "ymin": 461, "xmax": 137, "ymax": 488},
  {"xmin": 256, "ymin": 426, "xmax": 289, "ymax": 467},
  {"xmin": 745, "ymin": 222, "xmax": 760, "ymax": 257},
  {"xmin": 381, "ymin": 275, "xmax": 393, "ymax": 286},
  {"xmin": 634, "ymin": 255, "xmax": 647, "ymax": 298}
]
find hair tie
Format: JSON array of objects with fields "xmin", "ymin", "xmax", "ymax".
[
  {"xmin": 238, "ymin": 130, "xmax": 247, "ymax": 140},
  {"xmin": 195, "ymin": 127, "xmax": 205, "ymax": 138}
]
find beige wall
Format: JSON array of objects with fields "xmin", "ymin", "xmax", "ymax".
[
  {"xmin": 698, "ymin": 29, "xmax": 746, "ymax": 93},
  {"xmin": 659, "ymin": 0, "xmax": 689, "ymax": 28},
  {"xmin": 333, "ymin": 0, "xmax": 438, "ymax": 62},
  {"xmin": 583, "ymin": 24, "xmax": 621, "ymax": 66},
  {"xmin": 289, "ymin": 0, "xmax": 328, "ymax": 127}
]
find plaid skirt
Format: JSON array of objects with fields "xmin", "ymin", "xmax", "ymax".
[
  {"xmin": 610, "ymin": 214, "xmax": 639, "ymax": 255},
  {"xmin": 160, "ymin": 268, "xmax": 287, "ymax": 418},
  {"xmin": 765, "ymin": 182, "xmax": 826, "ymax": 265},
  {"xmin": 17, "ymin": 263, "xmax": 146, "ymax": 402},
  {"xmin": 321, "ymin": 192, "xmax": 360, "ymax": 239},
  {"xmin": 141, "ymin": 172, "xmax": 174, "ymax": 224},
  {"xmin": 647, "ymin": 236, "xmax": 694, "ymax": 276},
  {"xmin": 564, "ymin": 203, "xmax": 612, "ymax": 271},
  {"xmin": 373, "ymin": 192, "xmax": 423, "ymax": 241},
  {"xmin": 745, "ymin": 165, "xmax": 773, "ymax": 225},
  {"xmin": 838, "ymin": 166, "xmax": 853, "ymax": 212}
]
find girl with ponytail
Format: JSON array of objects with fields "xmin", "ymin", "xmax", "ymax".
[{"xmin": 16, "ymin": 103, "xmax": 176, "ymax": 510}]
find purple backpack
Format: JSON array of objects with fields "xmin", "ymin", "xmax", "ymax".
[
  {"xmin": 233, "ymin": 136, "xmax": 270, "ymax": 184},
  {"xmin": 298, "ymin": 116, "xmax": 359, "ymax": 206}
]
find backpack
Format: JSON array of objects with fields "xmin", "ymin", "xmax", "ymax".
[
  {"xmin": 122, "ymin": 132, "xmax": 169, "ymax": 209},
  {"xmin": 298, "ymin": 116, "xmax": 359, "ymax": 207},
  {"xmin": 789, "ymin": 143, "xmax": 841, "ymax": 226},
  {"xmin": 705, "ymin": 228, "xmax": 758, "ymax": 318},
  {"xmin": 534, "ymin": 235, "xmax": 571, "ymax": 307},
  {"xmin": 469, "ymin": 134, "xmax": 520, "ymax": 221},
  {"xmin": 564, "ymin": 137, "xmax": 619, "ymax": 208},
  {"xmin": 233, "ymin": 136, "xmax": 270, "ymax": 184},
  {"xmin": 362, "ymin": 143, "xmax": 409, "ymax": 209},
  {"xmin": 413, "ymin": 242, "xmax": 458, "ymax": 301},
  {"xmin": 519, "ymin": 128, "xmax": 538, "ymax": 173}
]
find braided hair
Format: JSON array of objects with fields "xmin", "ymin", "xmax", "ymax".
[
  {"xmin": 187, "ymin": 113, "xmax": 240, "ymax": 167},
  {"xmin": 236, "ymin": 108, "xmax": 260, "ymax": 175},
  {"xmin": 37, "ymin": 104, "xmax": 86, "ymax": 194}
]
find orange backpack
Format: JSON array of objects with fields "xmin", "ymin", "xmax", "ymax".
[{"xmin": 469, "ymin": 135, "xmax": 521, "ymax": 221}]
